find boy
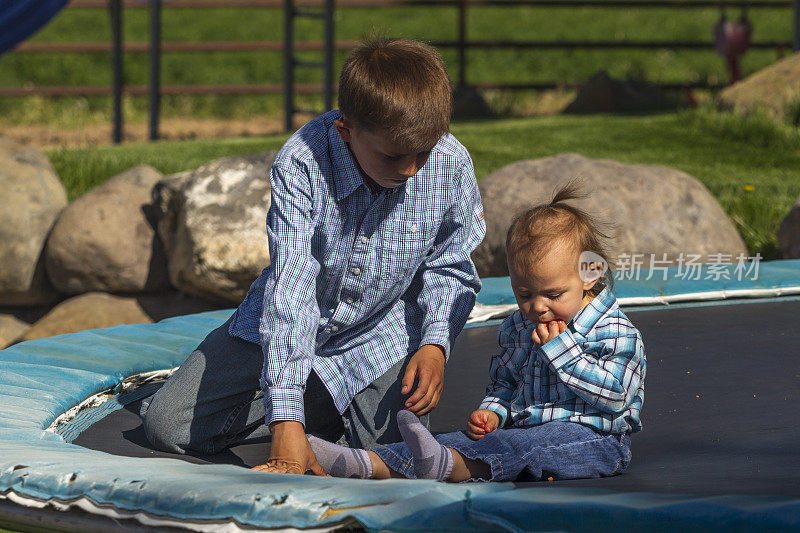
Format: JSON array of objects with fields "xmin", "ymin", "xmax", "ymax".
[{"xmin": 141, "ymin": 37, "xmax": 486, "ymax": 476}]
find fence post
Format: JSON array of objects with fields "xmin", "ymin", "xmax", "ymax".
[
  {"xmin": 149, "ymin": 0, "xmax": 162, "ymax": 141},
  {"xmin": 324, "ymin": 0, "xmax": 335, "ymax": 112},
  {"xmin": 284, "ymin": 0, "xmax": 294, "ymax": 132},
  {"xmin": 109, "ymin": 0, "xmax": 123, "ymax": 144},
  {"xmin": 458, "ymin": 0, "xmax": 466, "ymax": 87}
]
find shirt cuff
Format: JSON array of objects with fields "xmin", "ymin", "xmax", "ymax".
[
  {"xmin": 264, "ymin": 386, "xmax": 306, "ymax": 427},
  {"xmin": 421, "ymin": 321, "xmax": 452, "ymax": 360},
  {"xmin": 538, "ymin": 329, "xmax": 584, "ymax": 371},
  {"xmin": 478, "ymin": 397, "xmax": 509, "ymax": 428}
]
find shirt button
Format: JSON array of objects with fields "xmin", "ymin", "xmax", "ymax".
[
  {"xmin": 360, "ymin": 236, "xmax": 369, "ymax": 244},
  {"xmin": 352, "ymin": 267, "xmax": 361, "ymax": 275},
  {"xmin": 330, "ymin": 325, "xmax": 339, "ymax": 332},
  {"xmin": 346, "ymin": 297, "xmax": 354, "ymax": 304}
]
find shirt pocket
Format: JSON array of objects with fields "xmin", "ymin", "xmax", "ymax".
[{"xmin": 373, "ymin": 228, "xmax": 434, "ymax": 295}]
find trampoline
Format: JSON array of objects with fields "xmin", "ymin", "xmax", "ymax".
[{"xmin": 2, "ymin": 260, "xmax": 800, "ymax": 532}]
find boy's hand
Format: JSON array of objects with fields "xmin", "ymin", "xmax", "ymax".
[
  {"xmin": 402, "ymin": 344, "xmax": 445, "ymax": 416},
  {"xmin": 251, "ymin": 421, "xmax": 328, "ymax": 476},
  {"xmin": 466, "ymin": 409, "xmax": 500, "ymax": 440},
  {"xmin": 532, "ymin": 320, "xmax": 567, "ymax": 347}
]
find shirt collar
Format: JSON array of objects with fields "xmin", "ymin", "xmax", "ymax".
[
  {"xmin": 571, "ymin": 285, "xmax": 615, "ymax": 337},
  {"xmin": 328, "ymin": 113, "xmax": 388, "ymax": 201}
]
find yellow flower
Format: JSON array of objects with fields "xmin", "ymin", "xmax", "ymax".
[{"xmin": 744, "ymin": 185, "xmax": 755, "ymax": 192}]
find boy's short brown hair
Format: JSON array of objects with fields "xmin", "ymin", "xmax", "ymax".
[{"xmin": 338, "ymin": 36, "xmax": 452, "ymax": 152}]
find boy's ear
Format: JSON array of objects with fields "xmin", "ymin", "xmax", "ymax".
[{"xmin": 334, "ymin": 118, "xmax": 352, "ymax": 143}]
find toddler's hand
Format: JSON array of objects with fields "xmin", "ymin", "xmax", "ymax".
[
  {"xmin": 532, "ymin": 320, "xmax": 567, "ymax": 347},
  {"xmin": 466, "ymin": 409, "xmax": 500, "ymax": 440}
]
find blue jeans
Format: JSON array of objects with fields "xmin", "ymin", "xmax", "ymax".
[
  {"xmin": 140, "ymin": 315, "xmax": 427, "ymax": 455},
  {"xmin": 372, "ymin": 421, "xmax": 631, "ymax": 482}
]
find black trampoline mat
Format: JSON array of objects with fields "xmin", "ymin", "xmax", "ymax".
[{"xmin": 74, "ymin": 300, "xmax": 800, "ymax": 498}]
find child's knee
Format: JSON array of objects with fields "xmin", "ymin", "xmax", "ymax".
[{"xmin": 140, "ymin": 392, "xmax": 194, "ymax": 454}]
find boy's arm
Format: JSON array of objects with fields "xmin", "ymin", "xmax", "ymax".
[
  {"xmin": 401, "ymin": 155, "xmax": 485, "ymax": 413},
  {"xmin": 404, "ymin": 155, "xmax": 485, "ymax": 359},
  {"xmin": 538, "ymin": 329, "xmax": 645, "ymax": 414},
  {"xmin": 260, "ymin": 159, "xmax": 321, "ymax": 427},
  {"xmin": 476, "ymin": 326, "xmax": 522, "ymax": 428}
]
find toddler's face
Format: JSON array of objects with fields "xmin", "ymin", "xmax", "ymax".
[
  {"xmin": 509, "ymin": 244, "xmax": 597, "ymax": 326},
  {"xmin": 335, "ymin": 119, "xmax": 432, "ymax": 188}
]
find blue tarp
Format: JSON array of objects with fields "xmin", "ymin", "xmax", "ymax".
[
  {"xmin": 0, "ymin": 0, "xmax": 70, "ymax": 55},
  {"xmin": 2, "ymin": 261, "xmax": 800, "ymax": 531}
]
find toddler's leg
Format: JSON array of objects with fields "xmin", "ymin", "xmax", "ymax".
[
  {"xmin": 397, "ymin": 410, "xmax": 491, "ymax": 482},
  {"xmin": 396, "ymin": 410, "xmax": 454, "ymax": 481}
]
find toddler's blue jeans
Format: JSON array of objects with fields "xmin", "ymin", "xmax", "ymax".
[{"xmin": 372, "ymin": 421, "xmax": 631, "ymax": 482}]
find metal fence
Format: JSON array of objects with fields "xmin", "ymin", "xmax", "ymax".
[{"xmin": 4, "ymin": 0, "xmax": 799, "ymax": 141}]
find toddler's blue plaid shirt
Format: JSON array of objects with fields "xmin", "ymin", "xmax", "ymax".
[
  {"xmin": 229, "ymin": 111, "xmax": 486, "ymax": 426},
  {"xmin": 479, "ymin": 287, "xmax": 646, "ymax": 435}
]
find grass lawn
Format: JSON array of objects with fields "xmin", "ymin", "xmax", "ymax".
[
  {"xmin": 0, "ymin": 2, "xmax": 794, "ymax": 125},
  {"xmin": 47, "ymin": 108, "xmax": 800, "ymax": 260}
]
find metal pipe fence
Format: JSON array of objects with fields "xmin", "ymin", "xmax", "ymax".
[{"xmin": 4, "ymin": 0, "xmax": 798, "ymax": 141}]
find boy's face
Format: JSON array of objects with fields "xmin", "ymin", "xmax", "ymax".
[
  {"xmin": 508, "ymin": 243, "xmax": 597, "ymax": 325},
  {"xmin": 335, "ymin": 119, "xmax": 433, "ymax": 188}
]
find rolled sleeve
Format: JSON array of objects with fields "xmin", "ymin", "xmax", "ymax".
[{"xmin": 478, "ymin": 398, "xmax": 510, "ymax": 428}]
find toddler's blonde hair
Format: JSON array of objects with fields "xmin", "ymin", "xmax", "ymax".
[{"xmin": 506, "ymin": 180, "xmax": 614, "ymax": 297}]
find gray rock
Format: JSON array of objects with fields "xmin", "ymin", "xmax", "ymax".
[
  {"xmin": 154, "ymin": 153, "xmax": 275, "ymax": 303},
  {"xmin": 718, "ymin": 52, "xmax": 800, "ymax": 123},
  {"xmin": 0, "ymin": 137, "xmax": 66, "ymax": 306},
  {"xmin": 474, "ymin": 153, "xmax": 748, "ymax": 277},
  {"xmin": 564, "ymin": 70, "xmax": 679, "ymax": 114},
  {"xmin": 45, "ymin": 165, "xmax": 170, "ymax": 294},
  {"xmin": 777, "ymin": 194, "xmax": 800, "ymax": 259},
  {"xmin": 20, "ymin": 292, "xmax": 152, "ymax": 342},
  {"xmin": 0, "ymin": 314, "xmax": 29, "ymax": 349}
]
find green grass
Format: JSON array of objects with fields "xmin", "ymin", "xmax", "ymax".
[
  {"xmin": 46, "ymin": 108, "xmax": 800, "ymax": 259},
  {"xmin": 1, "ymin": 3, "xmax": 795, "ymax": 125}
]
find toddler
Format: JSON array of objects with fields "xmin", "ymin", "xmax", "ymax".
[{"xmin": 308, "ymin": 181, "xmax": 645, "ymax": 482}]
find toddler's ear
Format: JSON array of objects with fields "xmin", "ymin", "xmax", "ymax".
[{"xmin": 581, "ymin": 262, "xmax": 602, "ymax": 291}]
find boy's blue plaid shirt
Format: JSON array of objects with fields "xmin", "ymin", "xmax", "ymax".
[
  {"xmin": 479, "ymin": 287, "xmax": 646, "ymax": 435},
  {"xmin": 229, "ymin": 111, "xmax": 486, "ymax": 426}
]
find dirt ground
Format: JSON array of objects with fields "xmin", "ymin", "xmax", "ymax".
[
  {"xmin": 0, "ymin": 114, "xmax": 295, "ymax": 150},
  {"xmin": 0, "ymin": 91, "xmax": 577, "ymax": 150}
]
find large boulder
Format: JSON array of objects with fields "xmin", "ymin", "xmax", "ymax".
[
  {"xmin": 777, "ymin": 194, "xmax": 800, "ymax": 259},
  {"xmin": 474, "ymin": 153, "xmax": 748, "ymax": 277},
  {"xmin": 564, "ymin": 70, "xmax": 679, "ymax": 114},
  {"xmin": 19, "ymin": 292, "xmax": 152, "ymax": 342},
  {"xmin": 0, "ymin": 314, "xmax": 29, "ymax": 349},
  {"xmin": 155, "ymin": 153, "xmax": 275, "ymax": 303},
  {"xmin": 0, "ymin": 137, "xmax": 66, "ymax": 306},
  {"xmin": 718, "ymin": 52, "xmax": 800, "ymax": 123},
  {"xmin": 45, "ymin": 165, "xmax": 170, "ymax": 294}
]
